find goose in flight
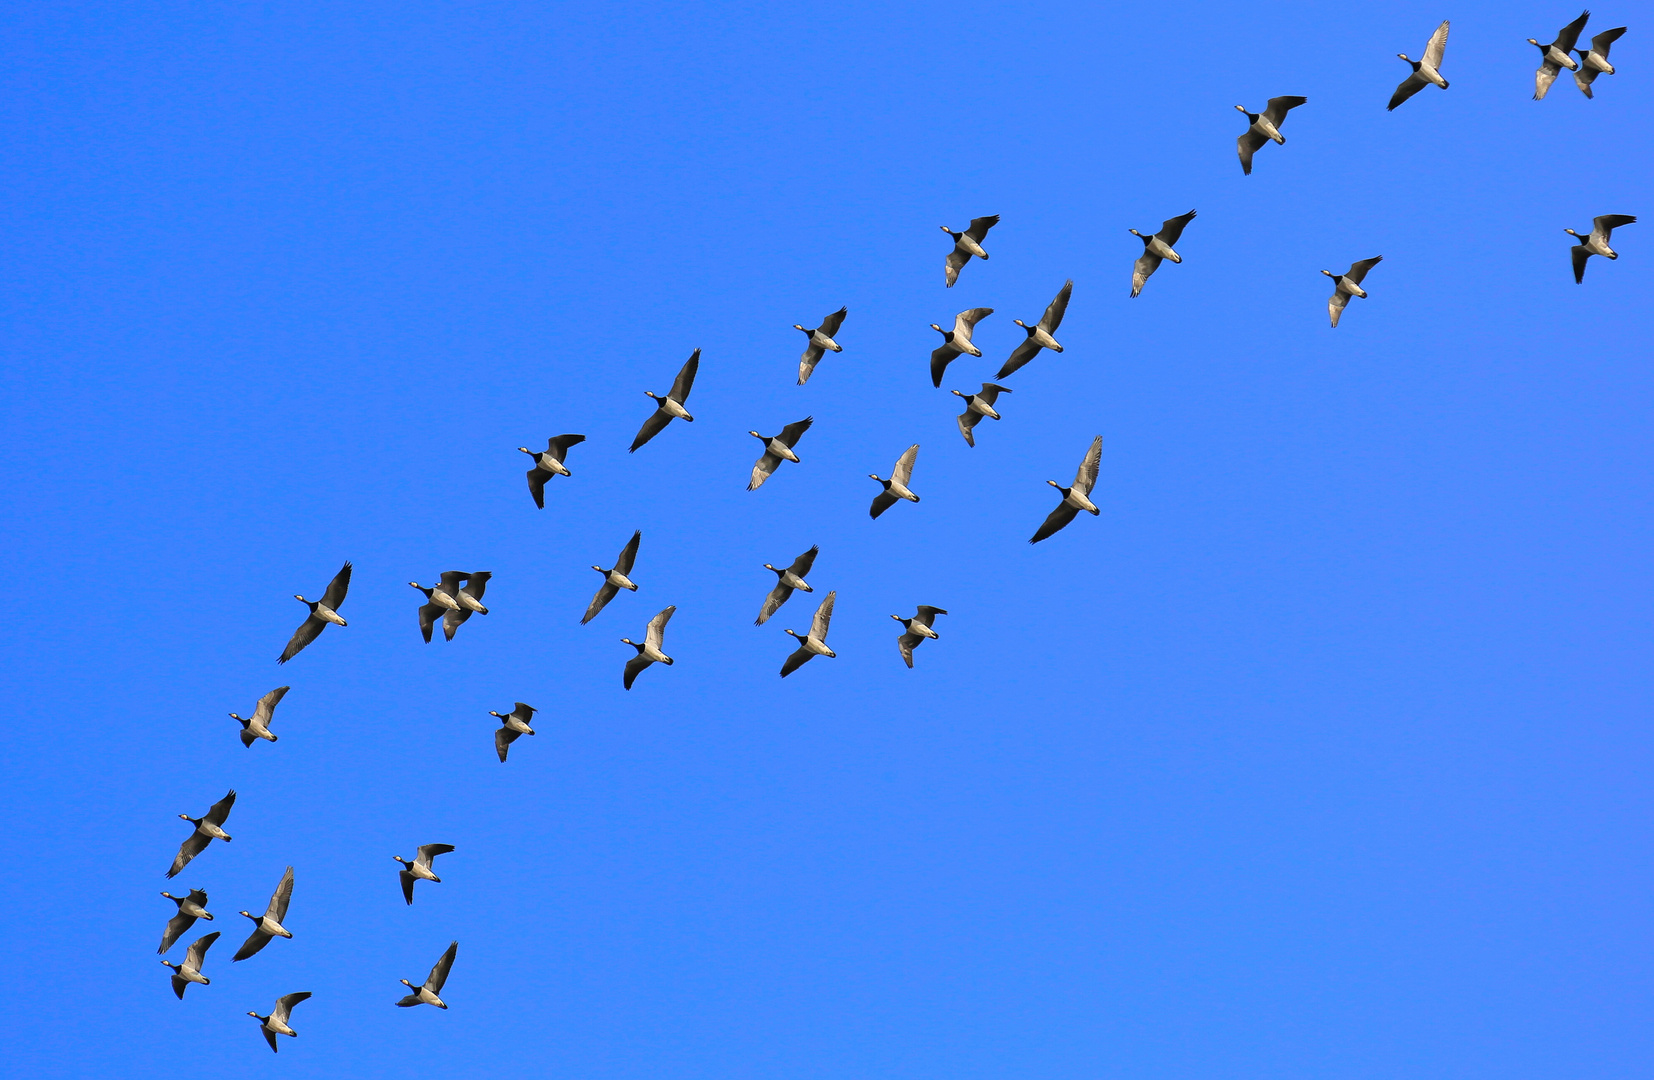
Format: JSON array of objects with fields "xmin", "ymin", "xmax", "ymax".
[
  {"xmin": 162, "ymin": 931, "xmax": 220, "ymax": 999},
  {"xmin": 278, "ymin": 562, "xmax": 351, "ymax": 664},
  {"xmin": 233, "ymin": 865, "xmax": 294, "ymax": 961},
  {"xmin": 1567, "ymin": 215, "xmax": 1636, "ymax": 282},
  {"xmin": 397, "ymin": 941, "xmax": 458, "ymax": 1009},
  {"xmin": 1129, "ymin": 212, "xmax": 1196, "ymax": 298},
  {"xmin": 1030, "ymin": 435, "xmax": 1103, "ymax": 544},
  {"xmin": 249, "ymin": 992, "xmax": 311, "ymax": 1053},
  {"xmin": 168, "ymin": 789, "xmax": 236, "ymax": 878},
  {"xmin": 395, "ymin": 843, "xmax": 456, "ymax": 903},
  {"xmin": 490, "ymin": 702, "xmax": 537, "ymax": 762},
  {"xmin": 893, "ymin": 606, "xmax": 947, "ymax": 668},
  {"xmin": 1573, "ymin": 26, "xmax": 1627, "ymax": 97},
  {"xmin": 781, "ymin": 591, "xmax": 837, "ymax": 677},
  {"xmin": 942, "ymin": 215, "xmax": 999, "ymax": 287},
  {"xmin": 230, "ymin": 686, "xmax": 290, "ymax": 747},
  {"xmin": 757, "ymin": 545, "xmax": 818, "ymax": 626},
  {"xmin": 159, "ymin": 889, "xmax": 212, "ymax": 954},
  {"xmin": 795, "ymin": 307, "xmax": 848, "ymax": 385},
  {"xmin": 1321, "ymin": 256, "xmax": 1383, "ymax": 328},
  {"xmin": 869, "ymin": 444, "xmax": 921, "ymax": 519},
  {"xmin": 1389, "ymin": 21, "xmax": 1450, "ymax": 110},
  {"xmin": 583, "ymin": 531, "xmax": 641, "ymax": 624},
  {"xmin": 442, "ymin": 572, "xmax": 492, "ymax": 641},
  {"xmin": 519, "ymin": 434, "xmax": 586, "ymax": 508},
  {"xmin": 929, "ymin": 308, "xmax": 993, "ymax": 387},
  {"xmin": 952, "ymin": 383, "xmax": 1012, "ymax": 447},
  {"xmin": 631, "ymin": 349, "xmax": 699, "ymax": 452},
  {"xmin": 411, "ymin": 572, "xmax": 465, "ymax": 643},
  {"xmin": 748, "ymin": 417, "xmax": 813, "ymax": 490},
  {"xmin": 1235, "ymin": 96, "xmax": 1307, "ymax": 175},
  {"xmin": 622, "ymin": 606, "xmax": 676, "ymax": 689},
  {"xmin": 996, "ymin": 281, "xmax": 1071, "ymax": 379},
  {"xmin": 1530, "ymin": 10, "xmax": 1590, "ymax": 99}
]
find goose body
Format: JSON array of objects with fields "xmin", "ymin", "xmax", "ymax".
[
  {"xmin": 952, "ymin": 383, "xmax": 1012, "ymax": 447},
  {"xmin": 757, "ymin": 545, "xmax": 819, "ymax": 626},
  {"xmin": 1567, "ymin": 215, "xmax": 1636, "ymax": 282},
  {"xmin": 631, "ymin": 350, "xmax": 700, "ymax": 452},
  {"xmin": 233, "ymin": 865, "xmax": 294, "ymax": 961},
  {"xmin": 397, "ymin": 941, "xmax": 458, "ymax": 1009},
  {"xmin": 1530, "ymin": 10, "xmax": 1589, "ymax": 99},
  {"xmin": 781, "ymin": 591, "xmax": 837, "ymax": 677},
  {"xmin": 1321, "ymin": 256, "xmax": 1383, "ymax": 328},
  {"xmin": 168, "ymin": 789, "xmax": 236, "ymax": 878},
  {"xmin": 1234, "ymin": 96, "xmax": 1306, "ymax": 174},
  {"xmin": 162, "ymin": 930, "xmax": 220, "ymax": 998},
  {"xmin": 230, "ymin": 685, "xmax": 290, "ymax": 747},
  {"xmin": 1573, "ymin": 26, "xmax": 1627, "ymax": 96},
  {"xmin": 440, "ymin": 572, "xmax": 492, "ymax": 641},
  {"xmin": 996, "ymin": 281, "xmax": 1071, "ymax": 378},
  {"xmin": 748, "ymin": 417, "xmax": 813, "ymax": 490},
  {"xmin": 250, "ymin": 992, "xmax": 311, "ymax": 1053},
  {"xmin": 869, "ymin": 444, "xmax": 921, "ymax": 518},
  {"xmin": 411, "ymin": 571, "xmax": 467, "ymax": 643},
  {"xmin": 942, "ymin": 215, "xmax": 999, "ymax": 287},
  {"xmin": 622, "ymin": 606, "xmax": 676, "ymax": 689},
  {"xmin": 490, "ymin": 701, "xmax": 537, "ymax": 762},
  {"xmin": 1129, "ymin": 211, "xmax": 1196, "ymax": 297},
  {"xmin": 893, "ymin": 606, "xmax": 948, "ymax": 668},
  {"xmin": 159, "ymin": 889, "xmax": 213, "ymax": 954},
  {"xmin": 583, "ymin": 531, "xmax": 642, "ymax": 624},
  {"xmin": 1030, "ymin": 435, "xmax": 1103, "ymax": 544},
  {"xmin": 519, "ymin": 434, "xmax": 586, "ymax": 508},
  {"xmin": 795, "ymin": 307, "xmax": 848, "ymax": 385},
  {"xmin": 1388, "ymin": 21, "xmax": 1451, "ymax": 109},
  {"xmin": 929, "ymin": 308, "xmax": 993, "ymax": 387},
  {"xmin": 395, "ymin": 843, "xmax": 456, "ymax": 902},
  {"xmin": 279, "ymin": 562, "xmax": 351, "ymax": 664}
]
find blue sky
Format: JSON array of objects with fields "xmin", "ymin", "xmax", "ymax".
[{"xmin": 2, "ymin": 1, "xmax": 1650, "ymax": 1076}]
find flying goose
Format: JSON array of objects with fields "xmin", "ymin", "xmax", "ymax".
[
  {"xmin": 630, "ymin": 349, "xmax": 699, "ymax": 452},
  {"xmin": 519, "ymin": 434, "xmax": 586, "ymax": 508},
  {"xmin": 1389, "ymin": 21, "xmax": 1450, "ymax": 110},
  {"xmin": 952, "ymin": 383, "xmax": 1012, "ymax": 447},
  {"xmin": 230, "ymin": 685, "xmax": 290, "ymax": 747},
  {"xmin": 1530, "ymin": 10, "xmax": 1590, "ymax": 99},
  {"xmin": 622, "ymin": 606, "xmax": 676, "ymax": 689},
  {"xmin": 395, "ymin": 843, "xmax": 456, "ymax": 903},
  {"xmin": 942, "ymin": 215, "xmax": 999, "ymax": 287},
  {"xmin": 781, "ymin": 590, "xmax": 837, "ymax": 677},
  {"xmin": 748, "ymin": 417, "xmax": 813, "ymax": 490},
  {"xmin": 442, "ymin": 572, "xmax": 492, "ymax": 640},
  {"xmin": 159, "ymin": 889, "xmax": 212, "ymax": 954},
  {"xmin": 162, "ymin": 930, "xmax": 220, "ymax": 999},
  {"xmin": 583, "ymin": 531, "xmax": 641, "ymax": 624},
  {"xmin": 278, "ymin": 562, "xmax": 351, "ymax": 664},
  {"xmin": 1567, "ymin": 215, "xmax": 1636, "ymax": 282},
  {"xmin": 893, "ymin": 606, "xmax": 947, "ymax": 668},
  {"xmin": 1030, "ymin": 435, "xmax": 1103, "ymax": 544},
  {"xmin": 795, "ymin": 307, "xmax": 848, "ymax": 385},
  {"xmin": 397, "ymin": 941, "xmax": 458, "ymax": 1009},
  {"xmin": 411, "ymin": 571, "xmax": 466, "ymax": 643},
  {"xmin": 490, "ymin": 702, "xmax": 537, "ymax": 762},
  {"xmin": 1573, "ymin": 26, "xmax": 1627, "ymax": 97},
  {"xmin": 233, "ymin": 865, "xmax": 294, "ymax": 961},
  {"xmin": 996, "ymin": 281, "xmax": 1071, "ymax": 379},
  {"xmin": 1235, "ymin": 96, "xmax": 1307, "ymax": 175},
  {"xmin": 1129, "ymin": 212, "xmax": 1196, "ymax": 298},
  {"xmin": 249, "ymin": 992, "xmax": 311, "ymax": 1053},
  {"xmin": 1321, "ymin": 256, "xmax": 1384, "ymax": 328},
  {"xmin": 757, "ymin": 545, "xmax": 818, "ymax": 626},
  {"xmin": 929, "ymin": 308, "xmax": 993, "ymax": 387},
  {"xmin": 869, "ymin": 444, "xmax": 921, "ymax": 519},
  {"xmin": 168, "ymin": 789, "xmax": 236, "ymax": 878}
]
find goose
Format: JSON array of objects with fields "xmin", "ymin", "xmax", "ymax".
[
  {"xmin": 159, "ymin": 889, "xmax": 212, "ymax": 954},
  {"xmin": 929, "ymin": 308, "xmax": 994, "ymax": 387},
  {"xmin": 630, "ymin": 349, "xmax": 699, "ymax": 452},
  {"xmin": 1321, "ymin": 256, "xmax": 1383, "ymax": 328},
  {"xmin": 757, "ymin": 545, "xmax": 818, "ymax": 626},
  {"xmin": 168, "ymin": 789, "xmax": 236, "ymax": 878},
  {"xmin": 748, "ymin": 417, "xmax": 813, "ymax": 490},
  {"xmin": 411, "ymin": 571, "xmax": 466, "ymax": 643},
  {"xmin": 1530, "ymin": 10, "xmax": 1589, "ymax": 99},
  {"xmin": 869, "ymin": 444, "xmax": 921, "ymax": 519},
  {"xmin": 795, "ymin": 307, "xmax": 848, "ymax": 385},
  {"xmin": 278, "ymin": 562, "xmax": 351, "ymax": 664},
  {"xmin": 942, "ymin": 215, "xmax": 999, "ymax": 287},
  {"xmin": 1573, "ymin": 26, "xmax": 1627, "ymax": 97},
  {"xmin": 1030, "ymin": 435, "xmax": 1103, "ymax": 544},
  {"xmin": 893, "ymin": 606, "xmax": 948, "ymax": 668},
  {"xmin": 952, "ymin": 383, "xmax": 1012, "ymax": 447},
  {"xmin": 1235, "ymin": 96, "xmax": 1307, "ymax": 175},
  {"xmin": 442, "ymin": 572, "xmax": 492, "ymax": 641},
  {"xmin": 249, "ymin": 992, "xmax": 311, "ymax": 1053},
  {"xmin": 397, "ymin": 941, "xmax": 458, "ymax": 1009},
  {"xmin": 1388, "ymin": 21, "xmax": 1451, "ymax": 110},
  {"xmin": 582, "ymin": 531, "xmax": 641, "ymax": 624},
  {"xmin": 490, "ymin": 702, "xmax": 537, "ymax": 763},
  {"xmin": 1567, "ymin": 215, "xmax": 1636, "ymax": 282},
  {"xmin": 622, "ymin": 606, "xmax": 676, "ymax": 689},
  {"xmin": 230, "ymin": 685, "xmax": 290, "ymax": 747},
  {"xmin": 996, "ymin": 281, "xmax": 1071, "ymax": 379},
  {"xmin": 520, "ymin": 434, "xmax": 586, "ymax": 508},
  {"xmin": 162, "ymin": 930, "xmax": 219, "ymax": 999},
  {"xmin": 1129, "ymin": 211, "xmax": 1197, "ymax": 298},
  {"xmin": 781, "ymin": 591, "xmax": 837, "ymax": 677},
  {"xmin": 233, "ymin": 865, "xmax": 294, "ymax": 961},
  {"xmin": 395, "ymin": 843, "xmax": 456, "ymax": 903}
]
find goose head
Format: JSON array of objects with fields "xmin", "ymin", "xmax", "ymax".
[
  {"xmin": 949, "ymin": 389, "xmax": 966, "ymax": 400},
  {"xmin": 643, "ymin": 390, "xmax": 661, "ymax": 402},
  {"xmin": 1014, "ymin": 318, "xmax": 1031, "ymax": 330},
  {"xmin": 930, "ymin": 323, "xmax": 945, "ymax": 335},
  {"xmin": 400, "ymin": 978, "xmax": 415, "ymax": 988},
  {"xmin": 393, "ymin": 855, "xmax": 410, "ymax": 867},
  {"xmin": 620, "ymin": 637, "xmax": 643, "ymax": 653},
  {"xmin": 1320, "ymin": 269, "xmax": 1335, "ymax": 278},
  {"xmin": 247, "ymin": 1011, "xmax": 265, "ymax": 1021},
  {"xmin": 229, "ymin": 712, "xmax": 245, "ymax": 722},
  {"xmin": 1526, "ymin": 37, "xmax": 1542, "ymax": 49},
  {"xmin": 939, "ymin": 225, "xmax": 958, "ymax": 239},
  {"xmin": 179, "ymin": 813, "xmax": 198, "ymax": 824},
  {"xmin": 783, "ymin": 628, "xmax": 802, "ymax": 640},
  {"xmin": 238, "ymin": 909, "xmax": 257, "ymax": 922},
  {"xmin": 869, "ymin": 473, "xmax": 885, "ymax": 484},
  {"xmin": 517, "ymin": 446, "xmax": 533, "ymax": 455},
  {"xmin": 748, "ymin": 430, "xmax": 765, "ymax": 441},
  {"xmin": 1564, "ymin": 228, "xmax": 1583, "ymax": 239},
  {"xmin": 1047, "ymin": 479, "xmax": 1070, "ymax": 496},
  {"xmin": 890, "ymin": 614, "xmax": 905, "ymax": 624},
  {"xmin": 1234, "ymin": 104, "xmax": 1254, "ymax": 119},
  {"xmin": 792, "ymin": 323, "xmax": 809, "ymax": 333},
  {"xmin": 294, "ymin": 594, "xmax": 312, "ymax": 606}
]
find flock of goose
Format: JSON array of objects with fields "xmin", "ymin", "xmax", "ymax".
[{"xmin": 154, "ymin": 12, "xmax": 1636, "ymax": 1055}]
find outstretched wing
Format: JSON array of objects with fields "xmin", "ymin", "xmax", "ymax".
[
  {"xmin": 320, "ymin": 562, "xmax": 352, "ymax": 610},
  {"xmin": 1345, "ymin": 256, "xmax": 1383, "ymax": 285},
  {"xmin": 788, "ymin": 545, "xmax": 819, "ymax": 577},
  {"xmin": 670, "ymin": 349, "xmax": 700, "ymax": 403},
  {"xmin": 615, "ymin": 530, "xmax": 642, "ymax": 575},
  {"xmin": 417, "ymin": 843, "xmax": 455, "ymax": 864},
  {"xmin": 819, "ymin": 307, "xmax": 847, "ymax": 337},
  {"xmin": 495, "ymin": 727, "xmax": 519, "ymax": 762},
  {"xmin": 811, "ymin": 591, "xmax": 837, "ymax": 642},
  {"xmin": 233, "ymin": 926, "xmax": 272, "ymax": 962},
  {"xmin": 1329, "ymin": 289, "xmax": 1350, "ymax": 327},
  {"xmin": 274, "ymin": 992, "xmax": 312, "ymax": 1024},
  {"xmin": 997, "ymin": 337, "xmax": 1040, "ymax": 379},
  {"xmin": 1131, "ymin": 252, "xmax": 1161, "ymax": 297},
  {"xmin": 630, "ymin": 407, "xmax": 672, "ymax": 452},
  {"xmin": 1073, "ymin": 435, "xmax": 1103, "ymax": 495},
  {"xmin": 169, "ymin": 831, "xmax": 209, "ymax": 878},
  {"xmin": 977, "ymin": 383, "xmax": 1010, "ymax": 406},
  {"xmin": 623, "ymin": 654, "xmax": 652, "ymax": 689},
  {"xmin": 401, "ymin": 868, "xmax": 417, "ymax": 903},
  {"xmin": 646, "ymin": 606, "xmax": 676, "ymax": 650},
  {"xmin": 1040, "ymin": 280, "xmax": 1072, "ymax": 332},
  {"xmin": 206, "ymin": 790, "xmax": 237, "ymax": 827},
  {"xmin": 780, "ymin": 644, "xmax": 813, "ymax": 678},
  {"xmin": 1554, "ymin": 10, "xmax": 1590, "ymax": 53},
  {"xmin": 262, "ymin": 1026, "xmax": 278, "ymax": 1052},
  {"xmin": 1158, "ymin": 210, "xmax": 1196, "ymax": 246},
  {"xmin": 957, "ymin": 410, "xmax": 981, "ymax": 446},
  {"xmin": 756, "ymin": 583, "xmax": 792, "ymax": 626},
  {"xmin": 1423, "ymin": 20, "xmax": 1450, "ymax": 69},
  {"xmin": 1263, "ymin": 95, "xmax": 1307, "ymax": 126},
  {"xmin": 897, "ymin": 632, "xmax": 921, "ymax": 668},
  {"xmin": 268, "ymin": 866, "xmax": 294, "ymax": 922},
  {"xmin": 525, "ymin": 467, "xmax": 547, "ymax": 509},
  {"xmin": 1030, "ymin": 502, "xmax": 1080, "ymax": 544},
  {"xmin": 462, "ymin": 572, "xmax": 490, "ymax": 603},
  {"xmin": 1571, "ymin": 244, "xmax": 1590, "ymax": 283},
  {"xmin": 915, "ymin": 606, "xmax": 948, "ymax": 626},
  {"xmin": 966, "ymin": 215, "xmax": 999, "ymax": 244},
  {"xmin": 1535, "ymin": 60, "xmax": 1561, "ymax": 101},
  {"xmin": 930, "ymin": 343, "xmax": 958, "ymax": 388},
  {"xmin": 278, "ymin": 615, "xmax": 324, "ymax": 664},
  {"xmin": 419, "ymin": 603, "xmax": 444, "ymax": 642},
  {"xmin": 778, "ymin": 416, "xmax": 813, "ymax": 448},
  {"xmin": 160, "ymin": 911, "xmax": 194, "ymax": 954},
  {"xmin": 427, "ymin": 941, "xmax": 458, "ymax": 994},
  {"xmin": 958, "ymin": 307, "xmax": 993, "ymax": 331},
  {"xmin": 185, "ymin": 930, "xmax": 220, "ymax": 968},
  {"xmin": 798, "ymin": 343, "xmax": 825, "ymax": 385},
  {"xmin": 749, "ymin": 451, "xmax": 782, "ymax": 491},
  {"xmin": 1237, "ymin": 129, "xmax": 1268, "ymax": 174},
  {"xmin": 547, "ymin": 433, "xmax": 585, "ymax": 457},
  {"xmin": 1388, "ymin": 70, "xmax": 1428, "ymax": 110},
  {"xmin": 582, "ymin": 582, "xmax": 620, "ymax": 625},
  {"xmin": 892, "ymin": 444, "xmax": 919, "ymax": 487},
  {"xmin": 254, "ymin": 686, "xmax": 289, "ymax": 726},
  {"xmin": 870, "ymin": 490, "xmax": 899, "ymax": 518},
  {"xmin": 1594, "ymin": 214, "xmax": 1636, "ymax": 243},
  {"xmin": 944, "ymin": 247, "xmax": 967, "ymax": 287}
]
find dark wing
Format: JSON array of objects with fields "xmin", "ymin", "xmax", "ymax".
[
  {"xmin": 897, "ymin": 633, "xmax": 921, "ymax": 668},
  {"xmin": 1536, "ymin": 61, "xmax": 1562, "ymax": 101},
  {"xmin": 427, "ymin": 942, "xmax": 458, "ymax": 994},
  {"xmin": 269, "ymin": 866, "xmax": 294, "ymax": 922},
  {"xmin": 169, "ymin": 831, "xmax": 209, "ymax": 878},
  {"xmin": 957, "ymin": 410, "xmax": 981, "ymax": 446},
  {"xmin": 254, "ymin": 686, "xmax": 289, "ymax": 725},
  {"xmin": 945, "ymin": 247, "xmax": 968, "ymax": 287},
  {"xmin": 1388, "ymin": 71, "xmax": 1428, "ymax": 110},
  {"xmin": 870, "ymin": 490, "xmax": 899, "ymax": 519},
  {"xmin": 582, "ymin": 582, "xmax": 620, "ymax": 624},
  {"xmin": 205, "ymin": 790, "xmax": 237, "ymax": 827},
  {"xmin": 669, "ymin": 349, "xmax": 700, "ymax": 403},
  {"xmin": 966, "ymin": 215, "xmax": 999, "ymax": 243},
  {"xmin": 419, "ymin": 603, "xmax": 442, "ymax": 643},
  {"xmin": 495, "ymin": 726, "xmax": 519, "ymax": 762},
  {"xmin": 278, "ymin": 615, "xmax": 324, "ymax": 664},
  {"xmin": 1555, "ymin": 10, "xmax": 1590, "ymax": 53},
  {"xmin": 1345, "ymin": 256, "xmax": 1383, "ymax": 284},
  {"xmin": 915, "ymin": 606, "xmax": 948, "ymax": 624},
  {"xmin": 1423, "ymin": 20, "xmax": 1450, "ymax": 68},
  {"xmin": 798, "ymin": 343, "xmax": 825, "ymax": 386},
  {"xmin": 930, "ymin": 344, "xmax": 958, "ymax": 387},
  {"xmin": 1237, "ymin": 130, "xmax": 1267, "ymax": 174},
  {"xmin": 788, "ymin": 545, "xmax": 819, "ymax": 577},
  {"xmin": 186, "ymin": 931, "xmax": 220, "ymax": 968},
  {"xmin": 419, "ymin": 843, "xmax": 455, "ymax": 862},
  {"xmin": 749, "ymin": 451, "xmax": 782, "ymax": 491},
  {"xmin": 1572, "ymin": 244, "xmax": 1590, "ymax": 283},
  {"xmin": 1130, "ymin": 253, "xmax": 1161, "ymax": 297},
  {"xmin": 780, "ymin": 644, "xmax": 813, "ymax": 678},
  {"xmin": 630, "ymin": 407, "xmax": 672, "ymax": 452},
  {"xmin": 240, "ymin": 727, "xmax": 257, "ymax": 749},
  {"xmin": 438, "ymin": 570, "xmax": 466, "ymax": 595},
  {"xmin": 443, "ymin": 607, "xmax": 469, "ymax": 640},
  {"xmin": 1040, "ymin": 280, "xmax": 1072, "ymax": 332},
  {"xmin": 819, "ymin": 306, "xmax": 847, "ymax": 337},
  {"xmin": 1329, "ymin": 289, "xmax": 1350, "ymax": 328},
  {"xmin": 996, "ymin": 337, "xmax": 1041, "ymax": 379},
  {"xmin": 546, "ymin": 433, "xmax": 586, "ymax": 457},
  {"xmin": 462, "ymin": 571, "xmax": 490, "ymax": 603},
  {"xmin": 275, "ymin": 992, "xmax": 312, "ymax": 1023},
  {"xmin": 525, "ymin": 467, "xmax": 547, "ymax": 509},
  {"xmin": 778, "ymin": 416, "xmax": 813, "ymax": 448},
  {"xmin": 1590, "ymin": 26, "xmax": 1626, "ymax": 54},
  {"xmin": 1158, "ymin": 210, "xmax": 1196, "ymax": 246},
  {"xmin": 320, "ymin": 562, "xmax": 352, "ymax": 610},
  {"xmin": 160, "ymin": 911, "xmax": 195, "ymax": 953},
  {"xmin": 262, "ymin": 1027, "xmax": 279, "ymax": 1053},
  {"xmin": 1030, "ymin": 502, "xmax": 1081, "ymax": 544},
  {"xmin": 1595, "ymin": 214, "xmax": 1637, "ymax": 241},
  {"xmin": 615, "ymin": 530, "xmax": 642, "ymax": 575},
  {"xmin": 623, "ymin": 654, "xmax": 651, "ymax": 690},
  {"xmin": 233, "ymin": 926, "xmax": 272, "ymax": 962},
  {"xmin": 977, "ymin": 383, "xmax": 1010, "ymax": 406},
  {"xmin": 756, "ymin": 583, "xmax": 792, "ymax": 626},
  {"xmin": 1262, "ymin": 95, "xmax": 1307, "ymax": 126},
  {"xmin": 401, "ymin": 869, "xmax": 416, "ymax": 904},
  {"xmin": 172, "ymin": 974, "xmax": 188, "ymax": 999}
]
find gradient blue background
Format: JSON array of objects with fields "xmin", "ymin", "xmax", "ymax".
[{"xmin": 2, "ymin": 2, "xmax": 1650, "ymax": 1076}]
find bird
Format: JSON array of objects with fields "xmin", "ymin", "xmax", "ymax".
[
  {"xmin": 622, "ymin": 606, "xmax": 676, "ymax": 689},
  {"xmin": 781, "ymin": 591, "xmax": 837, "ymax": 677},
  {"xmin": 519, "ymin": 435, "xmax": 586, "ymax": 508},
  {"xmin": 168, "ymin": 789, "xmax": 236, "ymax": 878},
  {"xmin": 395, "ymin": 844, "xmax": 456, "ymax": 904},
  {"xmin": 233, "ymin": 866, "xmax": 294, "ymax": 962},
  {"xmin": 411, "ymin": 571, "xmax": 466, "ymax": 643},
  {"xmin": 630, "ymin": 349, "xmax": 699, "ymax": 452},
  {"xmin": 1129, "ymin": 212, "xmax": 1197, "ymax": 298},
  {"xmin": 795, "ymin": 307, "xmax": 848, "ymax": 385},
  {"xmin": 996, "ymin": 281, "xmax": 1071, "ymax": 379},
  {"xmin": 942, "ymin": 215, "xmax": 999, "ymax": 287},
  {"xmin": 1530, "ymin": 10, "xmax": 1590, "ymax": 99},
  {"xmin": 441, "ymin": 572, "xmax": 492, "ymax": 641},
  {"xmin": 1031, "ymin": 435, "xmax": 1103, "ymax": 544},
  {"xmin": 869, "ymin": 444, "xmax": 921, "ymax": 518},
  {"xmin": 1321, "ymin": 257, "xmax": 1384, "ymax": 328},
  {"xmin": 278, "ymin": 562, "xmax": 351, "ymax": 664},
  {"xmin": 756, "ymin": 545, "xmax": 818, "ymax": 626},
  {"xmin": 748, "ymin": 417, "xmax": 813, "ymax": 490},
  {"xmin": 159, "ymin": 889, "xmax": 212, "ymax": 954},
  {"xmin": 1235, "ymin": 96, "xmax": 1307, "ymax": 175},
  {"xmin": 1573, "ymin": 26, "xmax": 1627, "ymax": 97},
  {"xmin": 249, "ymin": 992, "xmax": 311, "ymax": 1053},
  {"xmin": 230, "ymin": 686, "xmax": 290, "ymax": 747},
  {"xmin": 489, "ymin": 702, "xmax": 537, "ymax": 762},
  {"xmin": 583, "ymin": 530, "xmax": 641, "ymax": 624},
  {"xmin": 893, "ymin": 606, "xmax": 948, "ymax": 668},
  {"xmin": 397, "ymin": 941, "xmax": 458, "ymax": 1009},
  {"xmin": 951, "ymin": 384, "xmax": 1012, "ymax": 447},
  {"xmin": 162, "ymin": 931, "xmax": 220, "ymax": 999},
  {"xmin": 929, "ymin": 308, "xmax": 993, "ymax": 387},
  {"xmin": 1566, "ymin": 215, "xmax": 1636, "ymax": 282},
  {"xmin": 1389, "ymin": 21, "xmax": 1451, "ymax": 110}
]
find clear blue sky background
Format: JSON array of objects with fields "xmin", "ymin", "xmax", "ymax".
[{"xmin": 2, "ymin": 1, "xmax": 1650, "ymax": 1076}]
